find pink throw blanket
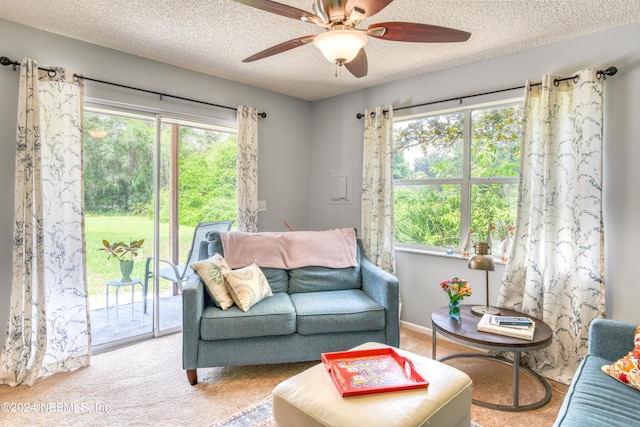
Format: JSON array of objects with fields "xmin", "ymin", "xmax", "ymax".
[{"xmin": 219, "ymin": 228, "xmax": 358, "ymax": 269}]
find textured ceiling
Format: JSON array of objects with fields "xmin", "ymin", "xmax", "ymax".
[{"xmin": 1, "ymin": 0, "xmax": 640, "ymax": 101}]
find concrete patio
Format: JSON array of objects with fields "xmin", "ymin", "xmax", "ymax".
[{"xmin": 90, "ymin": 294, "xmax": 182, "ymax": 347}]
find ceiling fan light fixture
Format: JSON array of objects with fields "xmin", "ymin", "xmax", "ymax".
[{"xmin": 313, "ymin": 29, "xmax": 368, "ymax": 65}]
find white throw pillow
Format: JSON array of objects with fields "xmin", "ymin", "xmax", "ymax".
[
  {"xmin": 190, "ymin": 253, "xmax": 235, "ymax": 310},
  {"xmin": 224, "ymin": 263, "xmax": 272, "ymax": 312}
]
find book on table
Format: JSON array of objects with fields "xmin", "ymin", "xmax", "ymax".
[
  {"xmin": 477, "ymin": 314, "xmax": 536, "ymax": 340},
  {"xmin": 493, "ymin": 316, "xmax": 533, "ymax": 329}
]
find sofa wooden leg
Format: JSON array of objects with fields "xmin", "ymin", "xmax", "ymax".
[{"xmin": 187, "ymin": 369, "xmax": 198, "ymax": 385}]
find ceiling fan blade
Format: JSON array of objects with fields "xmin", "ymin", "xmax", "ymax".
[
  {"xmin": 232, "ymin": 0, "xmax": 322, "ymax": 23},
  {"xmin": 345, "ymin": 48, "xmax": 368, "ymax": 78},
  {"xmin": 345, "ymin": 0, "xmax": 394, "ymax": 19},
  {"xmin": 242, "ymin": 35, "xmax": 316, "ymax": 63},
  {"xmin": 367, "ymin": 22, "xmax": 471, "ymax": 43}
]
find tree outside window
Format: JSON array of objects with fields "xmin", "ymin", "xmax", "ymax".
[{"xmin": 83, "ymin": 107, "xmax": 237, "ymax": 308}]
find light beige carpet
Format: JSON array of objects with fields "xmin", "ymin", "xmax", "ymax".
[
  {"xmin": 210, "ymin": 395, "xmax": 485, "ymax": 427},
  {"xmin": 0, "ymin": 326, "xmax": 568, "ymax": 426}
]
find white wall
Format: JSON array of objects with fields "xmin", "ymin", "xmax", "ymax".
[
  {"xmin": 0, "ymin": 19, "xmax": 312, "ymax": 343},
  {"xmin": 309, "ymin": 22, "xmax": 640, "ymax": 326}
]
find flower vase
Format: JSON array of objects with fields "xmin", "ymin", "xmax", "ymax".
[
  {"xmin": 449, "ymin": 299, "xmax": 461, "ymax": 321},
  {"xmin": 119, "ymin": 260, "xmax": 134, "ymax": 282}
]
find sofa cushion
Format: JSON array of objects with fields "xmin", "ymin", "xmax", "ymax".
[
  {"xmin": 260, "ymin": 268, "xmax": 289, "ymax": 294},
  {"xmin": 206, "ymin": 231, "xmax": 225, "ymax": 256},
  {"xmin": 288, "ymin": 245, "xmax": 362, "ymax": 293},
  {"xmin": 601, "ymin": 323, "xmax": 640, "ymax": 391},
  {"xmin": 291, "ymin": 289, "xmax": 385, "ymax": 335},
  {"xmin": 206, "ymin": 231, "xmax": 289, "ymax": 293},
  {"xmin": 190, "ymin": 253, "xmax": 235, "ymax": 310},
  {"xmin": 554, "ymin": 354, "xmax": 640, "ymax": 426},
  {"xmin": 224, "ymin": 264, "xmax": 273, "ymax": 312},
  {"xmin": 200, "ymin": 292, "xmax": 295, "ymax": 340}
]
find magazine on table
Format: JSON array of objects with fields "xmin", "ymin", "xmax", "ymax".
[{"xmin": 477, "ymin": 314, "xmax": 536, "ymax": 340}]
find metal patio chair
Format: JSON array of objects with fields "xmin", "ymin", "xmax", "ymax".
[{"xmin": 142, "ymin": 220, "xmax": 234, "ymax": 312}]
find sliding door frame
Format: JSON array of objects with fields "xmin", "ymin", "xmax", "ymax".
[{"xmin": 87, "ymin": 98, "xmax": 236, "ymax": 350}]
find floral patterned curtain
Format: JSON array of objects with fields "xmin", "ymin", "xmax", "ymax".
[
  {"xmin": 497, "ymin": 68, "xmax": 605, "ymax": 384},
  {"xmin": 236, "ymin": 105, "xmax": 258, "ymax": 233},
  {"xmin": 0, "ymin": 58, "xmax": 90, "ymax": 386},
  {"xmin": 361, "ymin": 106, "xmax": 395, "ymax": 274}
]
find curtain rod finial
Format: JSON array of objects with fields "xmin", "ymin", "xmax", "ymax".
[
  {"xmin": 1, "ymin": 56, "xmax": 19, "ymax": 67},
  {"xmin": 598, "ymin": 66, "xmax": 618, "ymax": 80}
]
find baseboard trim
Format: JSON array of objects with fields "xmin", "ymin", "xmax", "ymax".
[
  {"xmin": 400, "ymin": 320, "xmax": 432, "ymax": 336},
  {"xmin": 400, "ymin": 319, "xmax": 483, "ymax": 353}
]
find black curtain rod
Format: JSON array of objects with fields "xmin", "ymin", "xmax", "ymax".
[
  {"xmin": 356, "ymin": 66, "xmax": 618, "ymax": 119},
  {"xmin": 0, "ymin": 56, "xmax": 267, "ymax": 119}
]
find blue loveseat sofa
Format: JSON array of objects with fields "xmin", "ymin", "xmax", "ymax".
[
  {"xmin": 182, "ymin": 230, "xmax": 400, "ymax": 385},
  {"xmin": 553, "ymin": 318, "xmax": 639, "ymax": 426}
]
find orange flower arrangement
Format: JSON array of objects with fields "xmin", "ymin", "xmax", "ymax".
[{"xmin": 439, "ymin": 277, "xmax": 472, "ymax": 304}]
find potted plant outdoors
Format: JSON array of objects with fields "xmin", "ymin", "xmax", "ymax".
[{"xmin": 99, "ymin": 239, "xmax": 145, "ymax": 282}]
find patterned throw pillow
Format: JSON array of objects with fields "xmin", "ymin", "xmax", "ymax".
[
  {"xmin": 601, "ymin": 323, "xmax": 640, "ymax": 391},
  {"xmin": 190, "ymin": 253, "xmax": 235, "ymax": 310},
  {"xmin": 224, "ymin": 263, "xmax": 273, "ymax": 312}
]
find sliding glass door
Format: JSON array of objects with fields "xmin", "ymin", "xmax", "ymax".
[
  {"xmin": 85, "ymin": 105, "xmax": 236, "ymax": 350},
  {"xmin": 84, "ymin": 107, "xmax": 156, "ymax": 348},
  {"xmin": 155, "ymin": 117, "xmax": 237, "ymax": 333}
]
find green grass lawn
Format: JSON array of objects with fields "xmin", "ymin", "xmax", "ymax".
[{"xmin": 86, "ymin": 215, "xmax": 194, "ymax": 306}]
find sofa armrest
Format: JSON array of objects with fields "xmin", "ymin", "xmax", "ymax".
[
  {"xmin": 182, "ymin": 274, "xmax": 205, "ymax": 369},
  {"xmin": 361, "ymin": 258, "xmax": 400, "ymax": 347},
  {"xmin": 588, "ymin": 318, "xmax": 636, "ymax": 361}
]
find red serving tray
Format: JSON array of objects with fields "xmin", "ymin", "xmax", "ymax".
[{"xmin": 321, "ymin": 347, "xmax": 429, "ymax": 397}]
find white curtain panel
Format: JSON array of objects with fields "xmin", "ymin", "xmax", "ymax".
[
  {"xmin": 498, "ymin": 68, "xmax": 605, "ymax": 384},
  {"xmin": 0, "ymin": 59, "xmax": 90, "ymax": 386},
  {"xmin": 361, "ymin": 106, "xmax": 395, "ymax": 274},
  {"xmin": 236, "ymin": 105, "xmax": 259, "ymax": 233}
]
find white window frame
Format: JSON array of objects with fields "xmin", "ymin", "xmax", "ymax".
[{"xmin": 393, "ymin": 98, "xmax": 522, "ymax": 253}]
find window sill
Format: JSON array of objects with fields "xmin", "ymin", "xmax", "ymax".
[{"xmin": 394, "ymin": 245, "xmax": 506, "ymax": 265}]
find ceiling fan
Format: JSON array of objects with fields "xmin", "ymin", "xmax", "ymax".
[{"xmin": 232, "ymin": 0, "xmax": 471, "ymax": 78}]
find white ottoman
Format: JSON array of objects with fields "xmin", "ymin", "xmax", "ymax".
[{"xmin": 273, "ymin": 342, "xmax": 472, "ymax": 427}]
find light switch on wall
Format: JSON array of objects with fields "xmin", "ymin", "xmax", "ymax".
[{"xmin": 258, "ymin": 200, "xmax": 266, "ymax": 211}]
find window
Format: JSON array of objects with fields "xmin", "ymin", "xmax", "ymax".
[
  {"xmin": 393, "ymin": 101, "xmax": 522, "ymax": 257},
  {"xmin": 160, "ymin": 117, "xmax": 238, "ymax": 226}
]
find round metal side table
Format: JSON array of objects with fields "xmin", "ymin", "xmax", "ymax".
[{"xmin": 431, "ymin": 304, "xmax": 553, "ymax": 411}]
